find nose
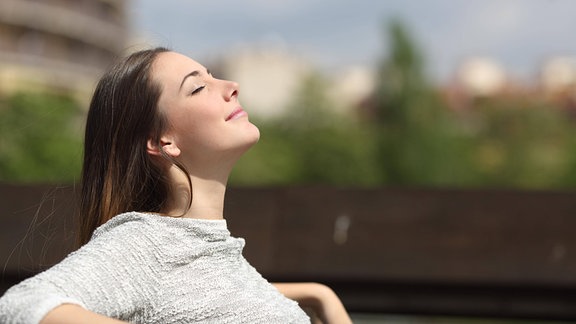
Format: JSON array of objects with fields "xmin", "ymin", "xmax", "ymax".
[{"xmin": 223, "ymin": 80, "xmax": 239, "ymax": 102}]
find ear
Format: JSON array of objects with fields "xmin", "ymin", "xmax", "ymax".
[{"xmin": 147, "ymin": 135, "xmax": 181, "ymax": 158}]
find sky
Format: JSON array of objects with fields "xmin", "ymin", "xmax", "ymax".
[{"xmin": 130, "ymin": 0, "xmax": 576, "ymax": 83}]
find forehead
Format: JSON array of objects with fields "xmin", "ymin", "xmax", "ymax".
[{"xmin": 152, "ymin": 51, "xmax": 205, "ymax": 85}]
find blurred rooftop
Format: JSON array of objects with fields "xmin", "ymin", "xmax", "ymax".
[{"xmin": 0, "ymin": 0, "xmax": 129, "ymax": 101}]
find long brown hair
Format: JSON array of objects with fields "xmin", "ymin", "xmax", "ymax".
[{"xmin": 79, "ymin": 47, "xmax": 179, "ymax": 245}]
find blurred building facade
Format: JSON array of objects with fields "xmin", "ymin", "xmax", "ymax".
[
  {"xmin": 539, "ymin": 57, "xmax": 576, "ymax": 96},
  {"xmin": 216, "ymin": 47, "xmax": 311, "ymax": 120},
  {"xmin": 456, "ymin": 57, "xmax": 507, "ymax": 98},
  {"xmin": 443, "ymin": 55, "xmax": 576, "ymax": 112},
  {"xmin": 215, "ymin": 46, "xmax": 375, "ymax": 120},
  {"xmin": 0, "ymin": 0, "xmax": 129, "ymax": 101}
]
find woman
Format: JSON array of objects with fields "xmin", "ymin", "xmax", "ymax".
[{"xmin": 0, "ymin": 48, "xmax": 351, "ymax": 323}]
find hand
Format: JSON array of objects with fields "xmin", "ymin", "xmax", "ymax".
[
  {"xmin": 273, "ymin": 282, "xmax": 352, "ymax": 324},
  {"xmin": 41, "ymin": 304, "xmax": 128, "ymax": 324}
]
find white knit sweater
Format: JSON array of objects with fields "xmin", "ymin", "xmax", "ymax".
[{"xmin": 0, "ymin": 212, "xmax": 310, "ymax": 323}]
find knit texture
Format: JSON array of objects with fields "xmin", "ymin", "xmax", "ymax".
[{"xmin": 0, "ymin": 212, "xmax": 310, "ymax": 323}]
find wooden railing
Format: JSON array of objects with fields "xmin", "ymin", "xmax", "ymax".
[{"xmin": 1, "ymin": 184, "xmax": 576, "ymax": 320}]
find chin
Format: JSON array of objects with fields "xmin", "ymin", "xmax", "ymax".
[
  {"xmin": 245, "ymin": 122, "xmax": 261, "ymax": 144},
  {"xmin": 227, "ymin": 122, "xmax": 260, "ymax": 156},
  {"xmin": 244, "ymin": 128, "xmax": 261, "ymax": 150},
  {"xmin": 231, "ymin": 124, "xmax": 260, "ymax": 152}
]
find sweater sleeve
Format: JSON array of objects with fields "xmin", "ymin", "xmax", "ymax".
[{"xmin": 0, "ymin": 216, "xmax": 161, "ymax": 324}]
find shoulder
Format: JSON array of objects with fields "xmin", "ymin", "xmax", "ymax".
[
  {"xmin": 62, "ymin": 211, "xmax": 171, "ymax": 276},
  {"xmin": 88, "ymin": 211, "xmax": 180, "ymax": 249},
  {"xmin": 91, "ymin": 211, "xmax": 159, "ymax": 239},
  {"xmin": 77, "ymin": 212, "xmax": 170, "ymax": 261}
]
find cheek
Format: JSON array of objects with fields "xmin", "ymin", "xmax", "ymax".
[
  {"xmin": 170, "ymin": 101, "xmax": 218, "ymax": 131},
  {"xmin": 172, "ymin": 109, "xmax": 224, "ymax": 145}
]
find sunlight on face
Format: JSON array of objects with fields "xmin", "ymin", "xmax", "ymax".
[{"xmin": 152, "ymin": 51, "xmax": 260, "ymax": 167}]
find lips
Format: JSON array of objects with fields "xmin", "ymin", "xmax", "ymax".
[{"xmin": 226, "ymin": 107, "xmax": 247, "ymax": 121}]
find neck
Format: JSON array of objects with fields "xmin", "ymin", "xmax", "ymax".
[
  {"xmin": 163, "ymin": 164, "xmax": 229, "ymax": 220},
  {"xmin": 184, "ymin": 176, "xmax": 227, "ymax": 220}
]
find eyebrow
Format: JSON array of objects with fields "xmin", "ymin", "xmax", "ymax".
[
  {"xmin": 179, "ymin": 70, "xmax": 200, "ymax": 91},
  {"xmin": 179, "ymin": 69, "xmax": 212, "ymax": 91}
]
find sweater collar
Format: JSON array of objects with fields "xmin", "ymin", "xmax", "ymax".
[{"xmin": 94, "ymin": 212, "xmax": 231, "ymax": 242}]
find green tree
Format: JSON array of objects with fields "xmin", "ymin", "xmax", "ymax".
[
  {"xmin": 372, "ymin": 19, "xmax": 477, "ymax": 186},
  {"xmin": 374, "ymin": 19, "xmax": 429, "ymax": 127},
  {"xmin": 0, "ymin": 92, "xmax": 83, "ymax": 183}
]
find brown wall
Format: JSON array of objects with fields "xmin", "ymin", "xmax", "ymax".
[{"xmin": 2, "ymin": 184, "xmax": 576, "ymax": 319}]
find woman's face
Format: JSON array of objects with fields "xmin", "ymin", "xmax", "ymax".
[{"xmin": 152, "ymin": 51, "xmax": 260, "ymax": 167}]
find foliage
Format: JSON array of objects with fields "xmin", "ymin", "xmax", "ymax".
[
  {"xmin": 0, "ymin": 92, "xmax": 83, "ymax": 183},
  {"xmin": 359, "ymin": 19, "xmax": 475, "ymax": 187},
  {"xmin": 465, "ymin": 97, "xmax": 576, "ymax": 188}
]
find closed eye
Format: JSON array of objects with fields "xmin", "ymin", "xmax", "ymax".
[{"xmin": 190, "ymin": 85, "xmax": 205, "ymax": 95}]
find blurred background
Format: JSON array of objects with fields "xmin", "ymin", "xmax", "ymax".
[
  {"xmin": 1, "ymin": 0, "xmax": 576, "ymax": 323},
  {"xmin": 2, "ymin": 0, "xmax": 576, "ymax": 188}
]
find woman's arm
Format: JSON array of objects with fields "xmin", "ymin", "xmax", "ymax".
[
  {"xmin": 0, "ymin": 219, "xmax": 161, "ymax": 324},
  {"xmin": 273, "ymin": 282, "xmax": 352, "ymax": 324},
  {"xmin": 41, "ymin": 304, "xmax": 127, "ymax": 324}
]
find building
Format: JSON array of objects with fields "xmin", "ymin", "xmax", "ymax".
[
  {"xmin": 0, "ymin": 0, "xmax": 129, "ymax": 101},
  {"xmin": 539, "ymin": 57, "xmax": 576, "ymax": 95},
  {"xmin": 215, "ymin": 46, "xmax": 310, "ymax": 120},
  {"xmin": 214, "ymin": 46, "xmax": 375, "ymax": 120},
  {"xmin": 455, "ymin": 57, "xmax": 507, "ymax": 97}
]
